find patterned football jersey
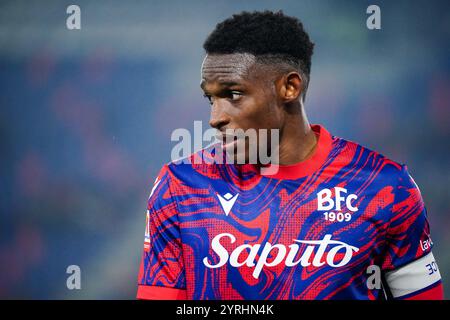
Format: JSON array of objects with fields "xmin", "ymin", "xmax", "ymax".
[{"xmin": 137, "ymin": 124, "xmax": 442, "ymax": 300}]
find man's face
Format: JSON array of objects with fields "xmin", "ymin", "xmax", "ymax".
[{"xmin": 200, "ymin": 53, "xmax": 284, "ymax": 163}]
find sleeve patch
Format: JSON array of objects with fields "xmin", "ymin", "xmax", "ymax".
[{"xmin": 385, "ymin": 252, "xmax": 442, "ymax": 298}]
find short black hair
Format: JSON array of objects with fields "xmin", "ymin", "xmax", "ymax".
[{"xmin": 203, "ymin": 10, "xmax": 314, "ymax": 97}]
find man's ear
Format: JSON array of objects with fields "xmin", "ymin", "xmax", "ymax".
[{"xmin": 276, "ymin": 72, "xmax": 303, "ymax": 103}]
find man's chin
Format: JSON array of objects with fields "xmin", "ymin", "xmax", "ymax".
[
  {"xmin": 224, "ymin": 149, "xmax": 261, "ymax": 165},
  {"xmin": 213, "ymin": 140, "xmax": 267, "ymax": 165}
]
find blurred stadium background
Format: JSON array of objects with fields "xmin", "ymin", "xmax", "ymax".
[{"xmin": 0, "ymin": 0, "xmax": 449, "ymax": 299}]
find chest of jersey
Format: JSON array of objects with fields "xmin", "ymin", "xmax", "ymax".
[{"xmin": 176, "ymin": 174, "xmax": 392, "ymax": 299}]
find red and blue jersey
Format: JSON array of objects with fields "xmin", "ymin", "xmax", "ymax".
[{"xmin": 137, "ymin": 124, "xmax": 443, "ymax": 300}]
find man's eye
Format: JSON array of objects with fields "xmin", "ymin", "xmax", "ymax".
[
  {"xmin": 230, "ymin": 91, "xmax": 243, "ymax": 101},
  {"xmin": 203, "ymin": 94, "xmax": 213, "ymax": 105}
]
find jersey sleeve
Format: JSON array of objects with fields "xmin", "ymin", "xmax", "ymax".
[
  {"xmin": 382, "ymin": 165, "xmax": 443, "ymax": 299},
  {"xmin": 136, "ymin": 165, "xmax": 187, "ymax": 300}
]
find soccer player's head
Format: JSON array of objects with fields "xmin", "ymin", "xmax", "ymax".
[{"xmin": 201, "ymin": 10, "xmax": 314, "ymax": 164}]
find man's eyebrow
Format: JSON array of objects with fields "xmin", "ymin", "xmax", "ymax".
[
  {"xmin": 219, "ymin": 81, "xmax": 241, "ymax": 87},
  {"xmin": 200, "ymin": 80, "xmax": 242, "ymax": 91}
]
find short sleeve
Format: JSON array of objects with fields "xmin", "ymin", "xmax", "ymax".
[
  {"xmin": 136, "ymin": 165, "xmax": 186, "ymax": 299},
  {"xmin": 382, "ymin": 165, "xmax": 442, "ymax": 299},
  {"xmin": 382, "ymin": 165, "xmax": 433, "ymax": 270}
]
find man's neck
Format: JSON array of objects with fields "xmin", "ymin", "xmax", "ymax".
[{"xmin": 277, "ymin": 106, "xmax": 318, "ymax": 165}]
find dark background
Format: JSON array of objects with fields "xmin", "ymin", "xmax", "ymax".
[{"xmin": 0, "ymin": 0, "xmax": 449, "ymax": 299}]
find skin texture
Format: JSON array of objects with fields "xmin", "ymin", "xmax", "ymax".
[{"xmin": 200, "ymin": 53, "xmax": 317, "ymax": 166}]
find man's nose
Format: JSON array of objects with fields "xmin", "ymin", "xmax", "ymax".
[{"xmin": 209, "ymin": 104, "xmax": 230, "ymax": 131}]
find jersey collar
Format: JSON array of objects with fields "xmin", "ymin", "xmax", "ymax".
[{"xmin": 254, "ymin": 124, "xmax": 333, "ymax": 180}]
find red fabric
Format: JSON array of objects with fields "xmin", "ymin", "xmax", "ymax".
[
  {"xmin": 137, "ymin": 285, "xmax": 187, "ymax": 300},
  {"xmin": 405, "ymin": 283, "xmax": 444, "ymax": 300}
]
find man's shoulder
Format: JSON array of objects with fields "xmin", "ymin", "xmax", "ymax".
[{"xmin": 331, "ymin": 133, "xmax": 408, "ymax": 182}]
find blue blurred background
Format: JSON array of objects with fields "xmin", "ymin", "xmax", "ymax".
[{"xmin": 0, "ymin": 0, "xmax": 449, "ymax": 299}]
